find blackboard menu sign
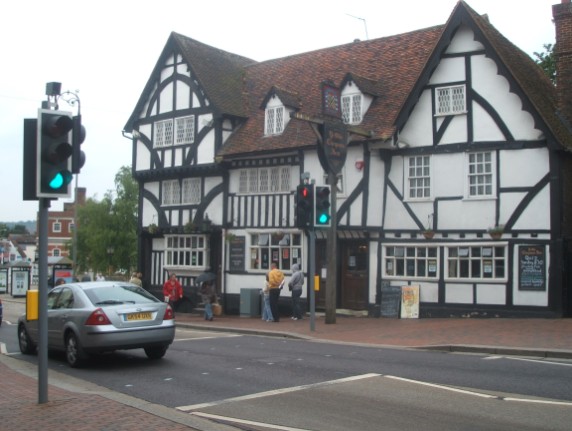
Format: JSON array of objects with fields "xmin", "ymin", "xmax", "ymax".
[
  {"xmin": 229, "ymin": 236, "xmax": 246, "ymax": 272},
  {"xmin": 380, "ymin": 282, "xmax": 401, "ymax": 318},
  {"xmin": 518, "ymin": 245, "xmax": 546, "ymax": 291}
]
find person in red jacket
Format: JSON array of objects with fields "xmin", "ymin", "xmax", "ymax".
[{"xmin": 163, "ymin": 273, "xmax": 183, "ymax": 312}]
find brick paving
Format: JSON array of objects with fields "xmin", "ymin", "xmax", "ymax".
[{"xmin": 2, "ymin": 296, "xmax": 571, "ymax": 430}]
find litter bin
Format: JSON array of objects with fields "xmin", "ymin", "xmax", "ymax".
[{"xmin": 240, "ymin": 288, "xmax": 261, "ymax": 317}]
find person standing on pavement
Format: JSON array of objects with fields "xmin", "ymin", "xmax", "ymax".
[
  {"xmin": 267, "ymin": 262, "xmax": 284, "ymax": 322},
  {"xmin": 261, "ymin": 274, "xmax": 274, "ymax": 322},
  {"xmin": 162, "ymin": 273, "xmax": 183, "ymax": 313},
  {"xmin": 200, "ymin": 281, "xmax": 216, "ymax": 321},
  {"xmin": 288, "ymin": 263, "xmax": 304, "ymax": 320},
  {"xmin": 129, "ymin": 272, "xmax": 142, "ymax": 286}
]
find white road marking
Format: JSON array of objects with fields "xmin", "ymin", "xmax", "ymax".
[
  {"xmin": 192, "ymin": 411, "xmax": 312, "ymax": 431},
  {"xmin": 176, "ymin": 373, "xmax": 381, "ymax": 411}
]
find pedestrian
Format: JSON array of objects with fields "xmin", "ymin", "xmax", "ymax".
[
  {"xmin": 162, "ymin": 273, "xmax": 183, "ymax": 313},
  {"xmin": 130, "ymin": 272, "xmax": 142, "ymax": 286},
  {"xmin": 267, "ymin": 262, "xmax": 284, "ymax": 322},
  {"xmin": 261, "ymin": 274, "xmax": 274, "ymax": 322},
  {"xmin": 200, "ymin": 281, "xmax": 216, "ymax": 321},
  {"xmin": 96, "ymin": 273, "xmax": 105, "ymax": 281},
  {"xmin": 288, "ymin": 263, "xmax": 304, "ymax": 320}
]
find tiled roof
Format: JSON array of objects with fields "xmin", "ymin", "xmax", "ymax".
[
  {"xmin": 172, "ymin": 33, "xmax": 257, "ymax": 119},
  {"xmin": 218, "ymin": 25, "xmax": 443, "ymax": 157}
]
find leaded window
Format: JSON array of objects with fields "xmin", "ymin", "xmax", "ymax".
[
  {"xmin": 162, "ymin": 180, "xmax": 181, "ymax": 205},
  {"xmin": 182, "ymin": 178, "xmax": 201, "ymax": 204},
  {"xmin": 154, "ymin": 115, "xmax": 195, "ymax": 147},
  {"xmin": 238, "ymin": 167, "xmax": 291, "ymax": 194},
  {"xmin": 342, "ymin": 94, "xmax": 362, "ymax": 124},
  {"xmin": 436, "ymin": 85, "xmax": 466, "ymax": 115},
  {"xmin": 154, "ymin": 119, "xmax": 173, "ymax": 148},
  {"xmin": 265, "ymin": 107, "xmax": 284, "ymax": 135},
  {"xmin": 175, "ymin": 116, "xmax": 195, "ymax": 144}
]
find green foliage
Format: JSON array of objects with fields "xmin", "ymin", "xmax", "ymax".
[
  {"xmin": 534, "ymin": 43, "xmax": 556, "ymax": 85},
  {"xmin": 73, "ymin": 166, "xmax": 138, "ymax": 275}
]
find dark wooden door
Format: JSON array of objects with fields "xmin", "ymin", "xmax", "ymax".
[{"xmin": 341, "ymin": 241, "xmax": 368, "ymax": 310}]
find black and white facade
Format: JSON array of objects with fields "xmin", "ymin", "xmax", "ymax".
[{"xmin": 125, "ymin": 1, "xmax": 572, "ymax": 318}]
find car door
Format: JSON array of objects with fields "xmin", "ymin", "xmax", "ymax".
[{"xmin": 47, "ymin": 287, "xmax": 74, "ymax": 349}]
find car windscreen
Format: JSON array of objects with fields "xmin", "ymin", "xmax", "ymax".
[{"xmin": 84, "ymin": 284, "xmax": 159, "ymax": 306}]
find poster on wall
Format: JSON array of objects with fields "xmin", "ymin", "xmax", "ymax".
[
  {"xmin": 400, "ymin": 285, "xmax": 420, "ymax": 319},
  {"xmin": 518, "ymin": 245, "xmax": 546, "ymax": 291},
  {"xmin": 0, "ymin": 270, "xmax": 7, "ymax": 293}
]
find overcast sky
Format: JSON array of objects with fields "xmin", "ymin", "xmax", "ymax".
[{"xmin": 0, "ymin": 0, "xmax": 556, "ymax": 222}]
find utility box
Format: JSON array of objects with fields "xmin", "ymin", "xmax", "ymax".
[
  {"xmin": 240, "ymin": 288, "xmax": 260, "ymax": 317},
  {"xmin": 26, "ymin": 290, "xmax": 39, "ymax": 321}
]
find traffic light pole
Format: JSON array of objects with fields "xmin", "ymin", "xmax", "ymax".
[
  {"xmin": 37, "ymin": 198, "xmax": 50, "ymax": 403},
  {"xmin": 308, "ymin": 227, "xmax": 316, "ymax": 332}
]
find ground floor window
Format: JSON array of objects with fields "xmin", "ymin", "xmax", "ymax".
[
  {"xmin": 446, "ymin": 244, "xmax": 506, "ymax": 281},
  {"xmin": 250, "ymin": 232, "xmax": 302, "ymax": 271},
  {"xmin": 384, "ymin": 245, "xmax": 439, "ymax": 279},
  {"xmin": 164, "ymin": 235, "xmax": 209, "ymax": 270}
]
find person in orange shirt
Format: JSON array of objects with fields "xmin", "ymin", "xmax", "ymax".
[
  {"xmin": 267, "ymin": 262, "xmax": 284, "ymax": 322},
  {"xmin": 163, "ymin": 273, "xmax": 183, "ymax": 313}
]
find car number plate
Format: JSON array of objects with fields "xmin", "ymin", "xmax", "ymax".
[{"xmin": 126, "ymin": 312, "xmax": 152, "ymax": 321}]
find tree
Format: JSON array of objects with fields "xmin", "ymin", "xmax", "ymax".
[
  {"xmin": 534, "ymin": 43, "xmax": 556, "ymax": 85},
  {"xmin": 73, "ymin": 166, "xmax": 138, "ymax": 276}
]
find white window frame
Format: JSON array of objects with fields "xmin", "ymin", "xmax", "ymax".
[
  {"xmin": 445, "ymin": 243, "xmax": 507, "ymax": 282},
  {"xmin": 162, "ymin": 180, "xmax": 181, "ymax": 206},
  {"xmin": 341, "ymin": 93, "xmax": 362, "ymax": 124},
  {"xmin": 265, "ymin": 106, "xmax": 284, "ymax": 135},
  {"xmin": 435, "ymin": 84, "xmax": 466, "ymax": 116},
  {"xmin": 164, "ymin": 235, "xmax": 209, "ymax": 270},
  {"xmin": 407, "ymin": 155, "xmax": 431, "ymax": 200},
  {"xmin": 383, "ymin": 245, "xmax": 439, "ymax": 280},
  {"xmin": 466, "ymin": 151, "xmax": 495, "ymax": 199},
  {"xmin": 249, "ymin": 232, "xmax": 302, "ymax": 271},
  {"xmin": 182, "ymin": 178, "xmax": 201, "ymax": 204},
  {"xmin": 238, "ymin": 167, "xmax": 291, "ymax": 194},
  {"xmin": 53, "ymin": 222, "xmax": 61, "ymax": 233},
  {"xmin": 154, "ymin": 115, "xmax": 195, "ymax": 148}
]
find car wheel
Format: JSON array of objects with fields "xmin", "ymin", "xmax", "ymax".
[
  {"xmin": 65, "ymin": 332, "xmax": 88, "ymax": 368},
  {"xmin": 18, "ymin": 324, "xmax": 36, "ymax": 354},
  {"xmin": 144, "ymin": 345, "xmax": 169, "ymax": 360}
]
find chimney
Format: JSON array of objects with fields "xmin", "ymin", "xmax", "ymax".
[{"xmin": 553, "ymin": 0, "xmax": 572, "ymax": 124}]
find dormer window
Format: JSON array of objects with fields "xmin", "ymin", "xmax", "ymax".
[
  {"xmin": 265, "ymin": 106, "xmax": 284, "ymax": 135},
  {"xmin": 341, "ymin": 93, "xmax": 362, "ymax": 124}
]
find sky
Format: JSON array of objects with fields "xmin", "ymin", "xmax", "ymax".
[{"xmin": 0, "ymin": 0, "xmax": 557, "ymax": 222}]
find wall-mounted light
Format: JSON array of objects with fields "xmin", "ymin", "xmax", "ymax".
[{"xmin": 355, "ymin": 160, "xmax": 365, "ymax": 171}]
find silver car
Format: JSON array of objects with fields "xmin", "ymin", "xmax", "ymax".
[{"xmin": 17, "ymin": 281, "xmax": 175, "ymax": 367}]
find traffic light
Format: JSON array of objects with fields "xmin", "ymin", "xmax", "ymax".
[
  {"xmin": 23, "ymin": 118, "xmax": 38, "ymax": 201},
  {"xmin": 72, "ymin": 114, "xmax": 86, "ymax": 174},
  {"xmin": 314, "ymin": 185, "xmax": 331, "ymax": 227},
  {"xmin": 295, "ymin": 184, "xmax": 314, "ymax": 228},
  {"xmin": 37, "ymin": 109, "xmax": 73, "ymax": 198}
]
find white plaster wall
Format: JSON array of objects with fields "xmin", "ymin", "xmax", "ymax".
[
  {"xmin": 398, "ymin": 91, "xmax": 433, "ymax": 147},
  {"xmin": 476, "ymin": 284, "xmax": 505, "ymax": 305},
  {"xmin": 445, "ymin": 25, "xmax": 484, "ymax": 54},
  {"xmin": 445, "ymin": 283, "xmax": 473, "ymax": 303},
  {"xmin": 500, "ymin": 148, "xmax": 549, "ymax": 188},
  {"xmin": 159, "ymin": 82, "xmax": 173, "ymax": 115},
  {"xmin": 197, "ymin": 128, "xmax": 216, "ymax": 164},
  {"xmin": 176, "ymin": 83, "xmax": 191, "ymax": 111},
  {"xmin": 429, "ymin": 56, "xmax": 466, "ymax": 85},
  {"xmin": 419, "ymin": 283, "xmax": 438, "ymax": 303}
]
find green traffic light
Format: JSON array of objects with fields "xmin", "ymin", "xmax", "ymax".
[
  {"xmin": 318, "ymin": 213, "xmax": 330, "ymax": 224},
  {"xmin": 48, "ymin": 171, "xmax": 72, "ymax": 190}
]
